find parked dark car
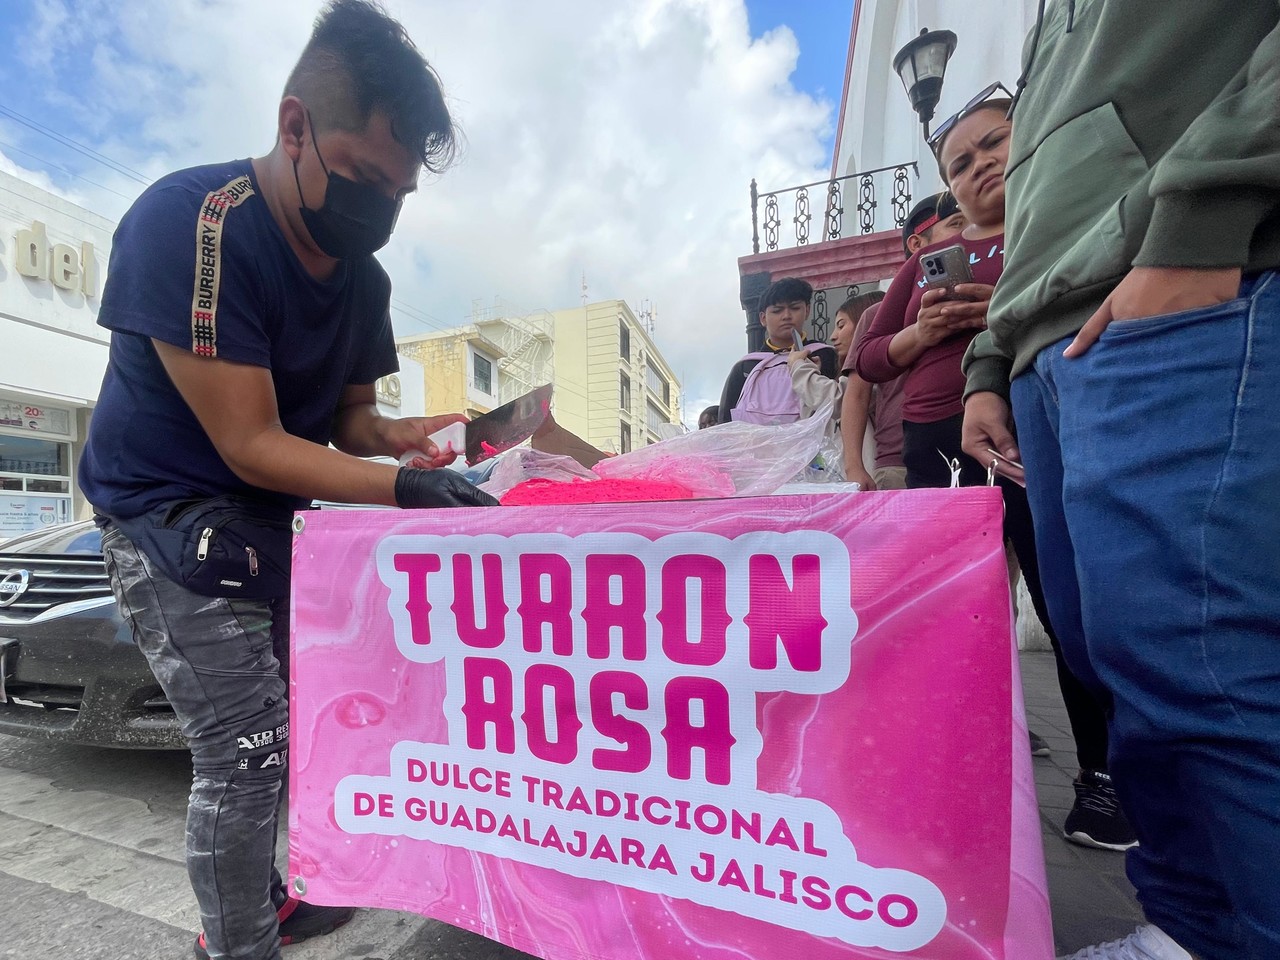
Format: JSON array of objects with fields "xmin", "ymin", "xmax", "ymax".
[
  {"xmin": 0, "ymin": 464, "xmax": 496, "ymax": 750},
  {"xmin": 0, "ymin": 520, "xmax": 184, "ymax": 749}
]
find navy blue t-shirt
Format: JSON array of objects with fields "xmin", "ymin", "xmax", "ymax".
[{"xmin": 79, "ymin": 160, "xmax": 399, "ymax": 518}]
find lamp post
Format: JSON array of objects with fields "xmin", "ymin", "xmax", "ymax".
[{"xmin": 892, "ymin": 28, "xmax": 957, "ymax": 140}]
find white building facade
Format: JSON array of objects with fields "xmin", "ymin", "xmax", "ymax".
[
  {"xmin": 834, "ymin": 0, "xmax": 1039, "ymax": 196},
  {"xmin": 0, "ymin": 171, "xmax": 113, "ymax": 536}
]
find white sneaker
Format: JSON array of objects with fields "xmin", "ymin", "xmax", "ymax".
[{"xmin": 1057, "ymin": 924, "xmax": 1196, "ymax": 960}]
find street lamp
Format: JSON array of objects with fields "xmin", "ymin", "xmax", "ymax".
[{"xmin": 893, "ymin": 28, "xmax": 957, "ymax": 140}]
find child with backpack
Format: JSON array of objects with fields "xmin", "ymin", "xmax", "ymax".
[{"xmin": 717, "ymin": 277, "xmax": 838, "ymax": 426}]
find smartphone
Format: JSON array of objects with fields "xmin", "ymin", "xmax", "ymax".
[
  {"xmin": 920, "ymin": 244, "xmax": 974, "ymax": 297},
  {"xmin": 791, "ymin": 330, "xmax": 805, "ymax": 351}
]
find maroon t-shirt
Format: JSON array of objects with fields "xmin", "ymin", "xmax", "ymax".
[
  {"xmin": 853, "ymin": 233, "xmax": 1005, "ymax": 424},
  {"xmin": 844, "ymin": 304, "xmax": 905, "ymax": 469}
]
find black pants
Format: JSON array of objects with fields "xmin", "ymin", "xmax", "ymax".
[
  {"xmin": 101, "ymin": 524, "xmax": 290, "ymax": 960},
  {"xmin": 903, "ymin": 414, "xmax": 1109, "ymax": 771}
]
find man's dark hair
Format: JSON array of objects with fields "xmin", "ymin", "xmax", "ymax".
[
  {"xmin": 284, "ymin": 0, "xmax": 458, "ymax": 172},
  {"xmin": 901, "ymin": 192, "xmax": 960, "ymax": 253},
  {"xmin": 757, "ymin": 277, "xmax": 814, "ymax": 316},
  {"xmin": 698, "ymin": 405, "xmax": 719, "ymax": 428},
  {"xmin": 836, "ymin": 290, "xmax": 885, "ymax": 321}
]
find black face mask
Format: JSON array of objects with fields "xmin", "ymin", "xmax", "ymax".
[{"xmin": 293, "ymin": 112, "xmax": 401, "ymax": 259}]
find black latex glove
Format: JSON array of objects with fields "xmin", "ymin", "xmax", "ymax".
[{"xmin": 394, "ymin": 467, "xmax": 499, "ymax": 508}]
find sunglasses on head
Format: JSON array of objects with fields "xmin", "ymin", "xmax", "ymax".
[{"xmin": 927, "ymin": 81, "xmax": 1014, "ymax": 152}]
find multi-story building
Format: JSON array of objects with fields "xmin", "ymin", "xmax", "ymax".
[
  {"xmin": 395, "ymin": 302, "xmax": 555, "ymax": 423},
  {"xmin": 398, "ymin": 299, "xmax": 682, "ymax": 455},
  {"xmin": 550, "ymin": 300, "xmax": 681, "ymax": 454}
]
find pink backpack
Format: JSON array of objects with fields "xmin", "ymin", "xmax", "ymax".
[{"xmin": 731, "ymin": 344, "xmax": 835, "ymax": 425}]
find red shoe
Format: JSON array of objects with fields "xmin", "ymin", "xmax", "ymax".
[{"xmin": 194, "ymin": 899, "xmax": 355, "ymax": 957}]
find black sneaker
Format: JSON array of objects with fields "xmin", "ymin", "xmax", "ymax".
[
  {"xmin": 1064, "ymin": 769, "xmax": 1138, "ymax": 851},
  {"xmin": 194, "ymin": 899, "xmax": 355, "ymax": 958},
  {"xmin": 1029, "ymin": 730, "xmax": 1052, "ymax": 757}
]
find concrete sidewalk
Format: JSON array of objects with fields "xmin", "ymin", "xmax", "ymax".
[{"xmin": 1020, "ymin": 649, "xmax": 1145, "ymax": 956}]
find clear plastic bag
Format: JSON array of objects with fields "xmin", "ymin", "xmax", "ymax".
[
  {"xmin": 593, "ymin": 400, "xmax": 835, "ymax": 497},
  {"xmin": 798, "ymin": 422, "xmax": 847, "ymax": 484},
  {"xmin": 479, "ymin": 449, "xmax": 596, "ymax": 501},
  {"xmin": 478, "ymin": 402, "xmax": 835, "ymax": 501}
]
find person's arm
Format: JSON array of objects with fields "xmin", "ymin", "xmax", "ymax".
[
  {"xmin": 155, "ymin": 343, "xmax": 398, "ymax": 503},
  {"xmin": 961, "ymin": 390, "xmax": 1024, "ymax": 486},
  {"xmin": 962, "ymin": 328, "xmax": 1016, "ymax": 404},
  {"xmin": 787, "ymin": 353, "xmax": 838, "ymax": 418},
  {"xmin": 853, "ymin": 260, "xmax": 918, "ymax": 383},
  {"xmin": 1067, "ymin": 23, "xmax": 1279, "ymax": 355},
  {"xmin": 884, "ymin": 289, "xmax": 943, "ymax": 370},
  {"xmin": 330, "ymin": 382, "xmax": 464, "ymax": 464},
  {"xmin": 153, "ymin": 344, "xmax": 492, "ymax": 507},
  {"xmin": 840, "ymin": 374, "xmax": 876, "ymax": 491},
  {"xmin": 960, "ymin": 320, "xmax": 1024, "ymax": 483},
  {"xmin": 1137, "ymin": 22, "xmax": 1280, "ymax": 273},
  {"xmin": 889, "ymin": 284, "xmax": 993, "ymax": 368}
]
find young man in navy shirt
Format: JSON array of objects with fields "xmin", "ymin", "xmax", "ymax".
[{"xmin": 79, "ymin": 3, "xmax": 495, "ymax": 957}]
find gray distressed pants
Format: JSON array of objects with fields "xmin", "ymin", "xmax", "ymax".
[{"xmin": 101, "ymin": 523, "xmax": 289, "ymax": 960}]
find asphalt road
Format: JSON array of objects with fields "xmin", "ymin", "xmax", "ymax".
[{"xmin": 0, "ymin": 734, "xmax": 534, "ymax": 960}]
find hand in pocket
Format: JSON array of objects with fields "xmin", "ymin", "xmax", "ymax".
[{"xmin": 1064, "ymin": 266, "xmax": 1242, "ymax": 357}]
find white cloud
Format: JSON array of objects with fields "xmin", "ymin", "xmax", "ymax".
[
  {"xmin": 2, "ymin": 0, "xmax": 834, "ymax": 417},
  {"xmin": 0, "ymin": 151, "xmax": 75, "ymax": 201}
]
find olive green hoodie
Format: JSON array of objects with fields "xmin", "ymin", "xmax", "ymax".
[{"xmin": 963, "ymin": 0, "xmax": 1280, "ymax": 400}]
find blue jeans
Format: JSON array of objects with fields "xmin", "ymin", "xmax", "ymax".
[
  {"xmin": 1010, "ymin": 272, "xmax": 1280, "ymax": 960},
  {"xmin": 101, "ymin": 525, "xmax": 289, "ymax": 960}
]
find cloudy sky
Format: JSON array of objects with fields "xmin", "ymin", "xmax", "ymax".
[{"xmin": 0, "ymin": 0, "xmax": 854, "ymax": 420}]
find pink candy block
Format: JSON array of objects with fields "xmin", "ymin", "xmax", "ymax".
[{"xmin": 289, "ymin": 489, "xmax": 1052, "ymax": 960}]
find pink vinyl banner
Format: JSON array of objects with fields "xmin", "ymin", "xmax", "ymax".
[{"xmin": 288, "ymin": 489, "xmax": 1052, "ymax": 960}]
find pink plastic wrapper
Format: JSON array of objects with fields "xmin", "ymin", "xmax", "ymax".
[{"xmin": 500, "ymin": 477, "xmax": 697, "ymax": 505}]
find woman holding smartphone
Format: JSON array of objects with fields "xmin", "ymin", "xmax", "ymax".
[
  {"xmin": 853, "ymin": 93, "xmax": 1008, "ymax": 488},
  {"xmin": 854, "ymin": 86, "xmax": 1136, "ymax": 853}
]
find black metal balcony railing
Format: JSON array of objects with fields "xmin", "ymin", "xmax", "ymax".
[
  {"xmin": 750, "ymin": 163, "xmax": 919, "ymax": 254},
  {"xmin": 809, "ymin": 284, "xmax": 868, "ymax": 344}
]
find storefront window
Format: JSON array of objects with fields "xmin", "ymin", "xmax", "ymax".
[
  {"xmin": 0, "ymin": 433, "xmax": 74, "ymax": 536},
  {"xmin": 0, "ymin": 435, "xmax": 68, "ymax": 476},
  {"xmin": 27, "ymin": 478, "xmax": 71, "ymax": 493}
]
